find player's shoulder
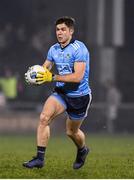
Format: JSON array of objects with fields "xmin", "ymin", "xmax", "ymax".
[
  {"xmin": 49, "ymin": 43, "xmax": 60, "ymax": 52},
  {"xmin": 49, "ymin": 43, "xmax": 60, "ymax": 51},
  {"xmin": 71, "ymin": 40, "xmax": 87, "ymax": 51}
]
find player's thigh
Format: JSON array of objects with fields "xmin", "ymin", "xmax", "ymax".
[
  {"xmin": 66, "ymin": 117, "xmax": 83, "ymax": 133},
  {"xmin": 40, "ymin": 95, "xmax": 65, "ymax": 122}
]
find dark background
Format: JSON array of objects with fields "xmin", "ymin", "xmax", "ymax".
[{"xmin": 0, "ymin": 0, "xmax": 134, "ymax": 133}]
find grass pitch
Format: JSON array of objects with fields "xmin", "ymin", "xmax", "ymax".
[{"xmin": 0, "ymin": 134, "xmax": 134, "ymax": 178}]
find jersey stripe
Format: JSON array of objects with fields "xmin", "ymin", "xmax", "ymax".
[{"xmin": 71, "ymin": 44, "xmax": 78, "ymax": 50}]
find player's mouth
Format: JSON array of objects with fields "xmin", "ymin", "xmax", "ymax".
[
  {"xmin": 58, "ymin": 36, "xmax": 63, "ymax": 40},
  {"xmin": 57, "ymin": 36, "xmax": 64, "ymax": 42}
]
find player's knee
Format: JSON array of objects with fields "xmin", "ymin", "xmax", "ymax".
[
  {"xmin": 66, "ymin": 129, "xmax": 78, "ymax": 138},
  {"xmin": 40, "ymin": 112, "xmax": 51, "ymax": 127},
  {"xmin": 66, "ymin": 130, "xmax": 73, "ymax": 138}
]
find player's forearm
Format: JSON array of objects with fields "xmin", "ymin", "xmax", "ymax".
[
  {"xmin": 53, "ymin": 73, "xmax": 83, "ymax": 83},
  {"xmin": 43, "ymin": 60, "xmax": 53, "ymax": 70}
]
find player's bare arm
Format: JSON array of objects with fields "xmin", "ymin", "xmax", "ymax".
[{"xmin": 43, "ymin": 59, "xmax": 54, "ymax": 70}]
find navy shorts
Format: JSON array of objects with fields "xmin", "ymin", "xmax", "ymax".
[{"xmin": 51, "ymin": 91, "xmax": 92, "ymax": 120}]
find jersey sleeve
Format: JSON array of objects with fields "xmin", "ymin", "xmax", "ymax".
[
  {"xmin": 74, "ymin": 47, "xmax": 88, "ymax": 62},
  {"xmin": 46, "ymin": 47, "xmax": 54, "ymax": 62}
]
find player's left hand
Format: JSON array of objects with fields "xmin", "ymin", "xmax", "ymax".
[{"xmin": 36, "ymin": 67, "xmax": 53, "ymax": 84}]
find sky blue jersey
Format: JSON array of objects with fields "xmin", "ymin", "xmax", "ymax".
[{"xmin": 46, "ymin": 39, "xmax": 91, "ymax": 97}]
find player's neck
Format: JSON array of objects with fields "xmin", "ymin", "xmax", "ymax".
[{"xmin": 60, "ymin": 37, "xmax": 72, "ymax": 48}]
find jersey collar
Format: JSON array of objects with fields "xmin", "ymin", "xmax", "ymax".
[{"xmin": 59, "ymin": 38, "xmax": 75, "ymax": 50}]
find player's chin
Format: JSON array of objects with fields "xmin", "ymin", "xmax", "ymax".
[
  {"xmin": 57, "ymin": 39, "xmax": 63, "ymax": 43},
  {"xmin": 57, "ymin": 37, "xmax": 64, "ymax": 43}
]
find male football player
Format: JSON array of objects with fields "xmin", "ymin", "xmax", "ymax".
[{"xmin": 23, "ymin": 16, "xmax": 92, "ymax": 169}]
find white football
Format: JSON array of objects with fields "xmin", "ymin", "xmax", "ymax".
[{"xmin": 26, "ymin": 65, "xmax": 45, "ymax": 84}]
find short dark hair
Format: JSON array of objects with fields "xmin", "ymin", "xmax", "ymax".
[{"xmin": 55, "ymin": 16, "xmax": 75, "ymax": 29}]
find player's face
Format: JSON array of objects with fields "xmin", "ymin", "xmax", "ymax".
[{"xmin": 56, "ymin": 23, "xmax": 74, "ymax": 46}]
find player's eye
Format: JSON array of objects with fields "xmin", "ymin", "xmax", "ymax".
[
  {"xmin": 56, "ymin": 27, "xmax": 60, "ymax": 32},
  {"xmin": 61, "ymin": 28, "xmax": 66, "ymax": 31}
]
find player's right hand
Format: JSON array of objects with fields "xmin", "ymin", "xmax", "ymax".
[{"xmin": 36, "ymin": 67, "xmax": 53, "ymax": 84}]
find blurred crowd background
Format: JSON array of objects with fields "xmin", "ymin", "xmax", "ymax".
[{"xmin": 0, "ymin": 0, "xmax": 134, "ymax": 134}]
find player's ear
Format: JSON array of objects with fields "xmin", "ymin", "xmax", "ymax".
[{"xmin": 70, "ymin": 28, "xmax": 74, "ymax": 35}]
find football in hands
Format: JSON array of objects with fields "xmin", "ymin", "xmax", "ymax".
[{"xmin": 25, "ymin": 65, "xmax": 45, "ymax": 84}]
